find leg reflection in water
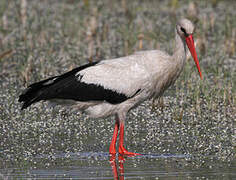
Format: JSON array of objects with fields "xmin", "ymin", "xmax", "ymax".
[{"xmin": 109, "ymin": 154, "xmax": 125, "ymax": 180}]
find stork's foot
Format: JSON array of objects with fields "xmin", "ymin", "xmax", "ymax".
[{"xmin": 119, "ymin": 146, "xmax": 141, "ymax": 156}]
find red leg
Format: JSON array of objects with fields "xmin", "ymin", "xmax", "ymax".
[
  {"xmin": 109, "ymin": 154, "xmax": 118, "ymax": 180},
  {"xmin": 118, "ymin": 122, "xmax": 141, "ymax": 156},
  {"xmin": 109, "ymin": 117, "xmax": 119, "ymax": 154}
]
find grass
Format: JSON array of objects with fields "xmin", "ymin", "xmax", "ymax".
[{"xmin": 0, "ymin": 0, "xmax": 235, "ymax": 170}]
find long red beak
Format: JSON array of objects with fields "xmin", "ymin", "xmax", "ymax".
[{"xmin": 185, "ymin": 35, "xmax": 203, "ymax": 79}]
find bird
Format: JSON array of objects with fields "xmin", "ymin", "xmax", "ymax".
[{"xmin": 19, "ymin": 18, "xmax": 202, "ymax": 156}]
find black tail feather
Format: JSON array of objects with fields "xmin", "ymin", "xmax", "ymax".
[{"xmin": 18, "ymin": 76, "xmax": 58, "ymax": 110}]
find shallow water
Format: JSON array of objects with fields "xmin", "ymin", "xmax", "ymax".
[
  {"xmin": 1, "ymin": 152, "xmax": 235, "ymax": 179},
  {"xmin": 0, "ymin": 100, "xmax": 235, "ymax": 179}
]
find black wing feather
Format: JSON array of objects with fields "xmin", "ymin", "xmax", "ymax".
[{"xmin": 19, "ymin": 61, "xmax": 139, "ymax": 110}]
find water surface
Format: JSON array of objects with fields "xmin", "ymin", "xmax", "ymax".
[{"xmin": 1, "ymin": 152, "xmax": 235, "ymax": 179}]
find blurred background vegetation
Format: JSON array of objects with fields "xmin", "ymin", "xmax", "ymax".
[{"xmin": 0, "ymin": 0, "xmax": 235, "ymax": 169}]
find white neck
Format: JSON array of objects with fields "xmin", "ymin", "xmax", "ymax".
[{"xmin": 172, "ymin": 29, "xmax": 187, "ymax": 74}]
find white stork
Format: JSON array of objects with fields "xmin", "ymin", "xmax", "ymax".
[{"xmin": 19, "ymin": 18, "xmax": 202, "ymax": 156}]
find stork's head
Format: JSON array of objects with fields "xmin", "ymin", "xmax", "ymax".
[
  {"xmin": 176, "ymin": 18, "xmax": 202, "ymax": 79},
  {"xmin": 176, "ymin": 19, "xmax": 195, "ymax": 38}
]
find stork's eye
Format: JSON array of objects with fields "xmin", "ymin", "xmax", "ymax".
[
  {"xmin": 180, "ymin": 27, "xmax": 188, "ymax": 37},
  {"xmin": 180, "ymin": 27, "xmax": 186, "ymax": 33}
]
